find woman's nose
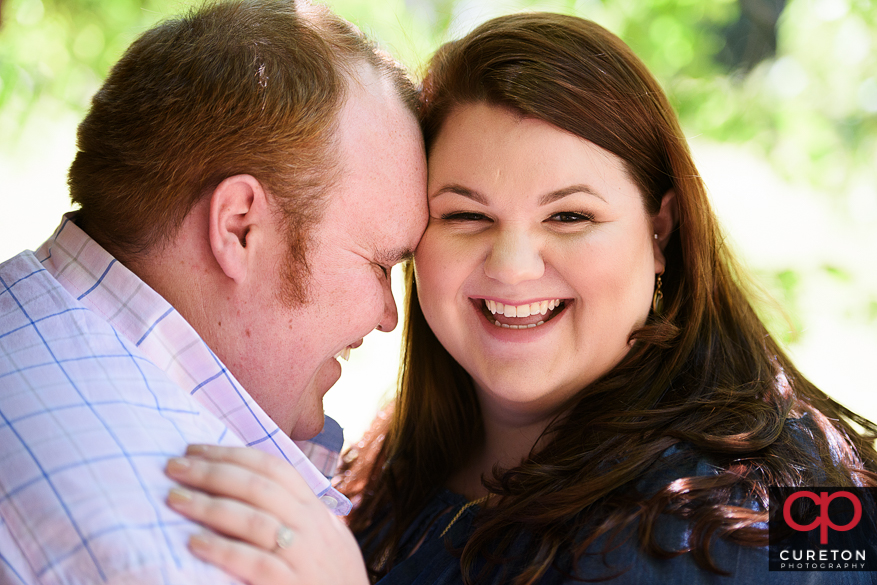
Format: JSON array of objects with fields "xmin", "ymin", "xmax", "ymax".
[{"xmin": 483, "ymin": 229, "xmax": 544, "ymax": 285}]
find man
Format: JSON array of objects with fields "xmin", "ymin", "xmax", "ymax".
[{"xmin": 0, "ymin": 1, "xmax": 426, "ymax": 583}]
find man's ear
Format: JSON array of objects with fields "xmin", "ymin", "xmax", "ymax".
[
  {"xmin": 652, "ymin": 189, "xmax": 678, "ymax": 273},
  {"xmin": 208, "ymin": 174, "xmax": 269, "ymax": 283}
]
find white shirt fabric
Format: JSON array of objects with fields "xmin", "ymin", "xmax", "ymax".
[{"xmin": 0, "ymin": 215, "xmax": 350, "ymax": 584}]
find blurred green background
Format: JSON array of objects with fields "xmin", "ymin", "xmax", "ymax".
[{"xmin": 1, "ymin": 0, "xmax": 875, "ymax": 441}]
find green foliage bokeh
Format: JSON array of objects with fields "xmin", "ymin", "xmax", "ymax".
[
  {"xmin": 3, "ymin": 0, "xmax": 876, "ymax": 185},
  {"xmin": 1, "ymin": 0, "xmax": 875, "ymax": 417}
]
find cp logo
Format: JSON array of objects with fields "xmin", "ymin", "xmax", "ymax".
[{"xmin": 783, "ymin": 490, "xmax": 862, "ymax": 544}]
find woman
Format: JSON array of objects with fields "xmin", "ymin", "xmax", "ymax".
[{"xmin": 165, "ymin": 12, "xmax": 877, "ymax": 584}]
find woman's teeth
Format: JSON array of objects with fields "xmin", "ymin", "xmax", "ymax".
[
  {"xmin": 334, "ymin": 347, "xmax": 352, "ymax": 361},
  {"xmin": 483, "ymin": 299, "xmax": 565, "ymax": 329},
  {"xmin": 485, "ymin": 299, "xmax": 561, "ymax": 317},
  {"xmin": 496, "ymin": 321, "xmax": 544, "ymax": 329}
]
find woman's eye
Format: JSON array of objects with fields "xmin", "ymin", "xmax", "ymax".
[
  {"xmin": 547, "ymin": 211, "xmax": 593, "ymax": 223},
  {"xmin": 440, "ymin": 212, "xmax": 489, "ymax": 222}
]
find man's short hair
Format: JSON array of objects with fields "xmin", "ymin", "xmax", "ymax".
[{"xmin": 68, "ymin": 0, "xmax": 416, "ymax": 302}]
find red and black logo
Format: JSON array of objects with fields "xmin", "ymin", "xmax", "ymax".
[{"xmin": 769, "ymin": 487, "xmax": 877, "ymax": 571}]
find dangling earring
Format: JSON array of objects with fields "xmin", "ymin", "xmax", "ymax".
[{"xmin": 652, "ymin": 272, "xmax": 664, "ymax": 314}]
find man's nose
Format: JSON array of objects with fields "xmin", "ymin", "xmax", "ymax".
[
  {"xmin": 376, "ymin": 277, "xmax": 399, "ymax": 333},
  {"xmin": 483, "ymin": 229, "xmax": 545, "ymax": 285}
]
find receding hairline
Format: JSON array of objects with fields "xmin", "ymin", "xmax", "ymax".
[{"xmin": 297, "ymin": 1, "xmax": 418, "ymax": 116}]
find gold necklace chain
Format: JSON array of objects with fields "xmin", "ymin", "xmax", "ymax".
[{"xmin": 439, "ymin": 496, "xmax": 489, "ymax": 538}]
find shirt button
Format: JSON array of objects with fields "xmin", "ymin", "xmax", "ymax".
[{"xmin": 320, "ymin": 495, "xmax": 338, "ymax": 510}]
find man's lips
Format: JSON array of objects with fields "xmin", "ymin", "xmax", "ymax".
[{"xmin": 334, "ymin": 338, "xmax": 364, "ymax": 361}]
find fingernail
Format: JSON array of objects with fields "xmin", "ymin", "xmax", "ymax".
[
  {"xmin": 189, "ymin": 531, "xmax": 214, "ymax": 553},
  {"xmin": 186, "ymin": 444, "xmax": 210, "ymax": 456},
  {"xmin": 167, "ymin": 487, "xmax": 193, "ymax": 507},
  {"xmin": 166, "ymin": 457, "xmax": 191, "ymax": 476}
]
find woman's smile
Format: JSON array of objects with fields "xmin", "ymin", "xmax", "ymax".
[
  {"xmin": 478, "ymin": 297, "xmax": 568, "ymax": 328},
  {"xmin": 467, "ymin": 296, "xmax": 573, "ymax": 349}
]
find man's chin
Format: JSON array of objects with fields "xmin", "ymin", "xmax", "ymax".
[
  {"xmin": 319, "ymin": 356, "xmax": 343, "ymax": 395},
  {"xmin": 288, "ymin": 359, "xmax": 342, "ymax": 440},
  {"xmin": 289, "ymin": 411, "xmax": 326, "ymax": 441}
]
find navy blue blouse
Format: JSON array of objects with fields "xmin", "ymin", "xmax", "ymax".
[{"xmin": 357, "ymin": 427, "xmax": 877, "ymax": 584}]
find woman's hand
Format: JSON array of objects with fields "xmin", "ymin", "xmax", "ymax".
[{"xmin": 164, "ymin": 444, "xmax": 368, "ymax": 585}]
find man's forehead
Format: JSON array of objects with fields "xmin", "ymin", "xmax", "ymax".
[
  {"xmin": 353, "ymin": 200, "xmax": 424, "ymax": 270},
  {"xmin": 325, "ymin": 60, "xmax": 427, "ymax": 269}
]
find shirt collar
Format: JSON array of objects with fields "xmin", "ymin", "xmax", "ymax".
[{"xmin": 37, "ymin": 214, "xmax": 351, "ymax": 515}]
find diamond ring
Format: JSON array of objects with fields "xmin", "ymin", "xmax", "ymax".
[{"xmin": 274, "ymin": 524, "xmax": 294, "ymax": 551}]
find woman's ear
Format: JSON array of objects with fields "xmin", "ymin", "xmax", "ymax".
[
  {"xmin": 208, "ymin": 174, "xmax": 269, "ymax": 283},
  {"xmin": 652, "ymin": 189, "xmax": 677, "ymax": 273}
]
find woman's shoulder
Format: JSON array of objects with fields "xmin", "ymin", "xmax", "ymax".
[
  {"xmin": 564, "ymin": 414, "xmax": 865, "ymax": 584},
  {"xmin": 639, "ymin": 413, "xmax": 823, "ymax": 487}
]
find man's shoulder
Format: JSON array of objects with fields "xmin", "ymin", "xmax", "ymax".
[
  {"xmin": 0, "ymin": 246, "xmax": 184, "ymax": 404},
  {"xmin": 0, "ymin": 247, "xmax": 83, "ymax": 337},
  {"xmin": 0, "ymin": 250, "xmax": 244, "ymax": 585},
  {"xmin": 0, "ymin": 248, "xmax": 55, "ymax": 306}
]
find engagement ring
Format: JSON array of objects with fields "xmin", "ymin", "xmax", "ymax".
[{"xmin": 274, "ymin": 524, "xmax": 294, "ymax": 551}]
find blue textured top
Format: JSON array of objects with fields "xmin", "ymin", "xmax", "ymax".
[{"xmin": 358, "ymin": 419, "xmax": 876, "ymax": 584}]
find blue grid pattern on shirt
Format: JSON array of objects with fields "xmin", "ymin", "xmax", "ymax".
[{"xmin": 0, "ymin": 253, "xmax": 241, "ymax": 584}]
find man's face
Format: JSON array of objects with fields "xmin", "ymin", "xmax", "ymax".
[{"xmin": 228, "ymin": 67, "xmax": 427, "ymax": 440}]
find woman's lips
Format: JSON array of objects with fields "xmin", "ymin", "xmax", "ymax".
[{"xmin": 474, "ymin": 298, "xmax": 570, "ymax": 329}]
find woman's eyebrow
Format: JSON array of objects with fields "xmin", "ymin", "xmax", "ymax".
[
  {"xmin": 539, "ymin": 184, "xmax": 606, "ymax": 205},
  {"xmin": 429, "ymin": 184, "xmax": 606, "ymax": 205},
  {"xmin": 428, "ymin": 184, "xmax": 487, "ymax": 204}
]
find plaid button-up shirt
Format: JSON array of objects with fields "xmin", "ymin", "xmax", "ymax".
[{"xmin": 0, "ymin": 215, "xmax": 350, "ymax": 584}]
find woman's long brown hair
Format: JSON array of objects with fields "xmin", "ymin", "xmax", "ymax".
[{"xmin": 337, "ymin": 12, "xmax": 877, "ymax": 584}]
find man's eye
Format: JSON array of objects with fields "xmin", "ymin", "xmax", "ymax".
[
  {"xmin": 440, "ymin": 212, "xmax": 489, "ymax": 222},
  {"xmin": 547, "ymin": 211, "xmax": 593, "ymax": 223}
]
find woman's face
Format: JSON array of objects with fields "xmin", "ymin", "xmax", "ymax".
[{"xmin": 415, "ymin": 103, "xmax": 667, "ymax": 426}]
